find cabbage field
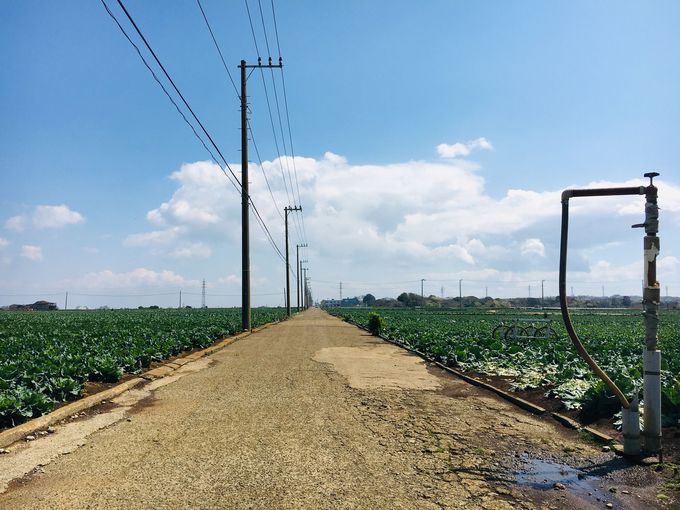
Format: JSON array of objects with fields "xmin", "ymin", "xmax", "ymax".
[
  {"xmin": 0, "ymin": 307, "xmax": 287, "ymax": 428},
  {"xmin": 328, "ymin": 307, "xmax": 680, "ymax": 423}
]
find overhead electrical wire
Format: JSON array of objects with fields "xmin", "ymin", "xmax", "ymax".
[
  {"xmin": 269, "ymin": 0, "xmax": 307, "ymax": 243},
  {"xmin": 192, "ymin": 0, "xmax": 289, "ymax": 264},
  {"xmin": 249, "ymin": 122, "xmax": 284, "ymax": 221},
  {"xmin": 256, "ymin": 0, "xmax": 304, "ymax": 245},
  {"xmin": 100, "ymin": 0, "xmax": 240, "ymax": 195},
  {"xmin": 114, "ymin": 0, "xmax": 242, "ymax": 189},
  {"xmin": 194, "ymin": 0, "xmax": 285, "ymax": 225},
  {"xmin": 244, "ymin": 0, "xmax": 304, "ymax": 245},
  {"xmin": 102, "ymin": 0, "xmax": 287, "ymax": 264},
  {"xmin": 195, "ymin": 0, "xmax": 240, "ymax": 99}
]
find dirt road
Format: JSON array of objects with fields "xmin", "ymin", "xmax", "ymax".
[{"xmin": 0, "ymin": 309, "xmax": 668, "ymax": 509}]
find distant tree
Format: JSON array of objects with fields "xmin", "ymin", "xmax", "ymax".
[
  {"xmin": 622, "ymin": 296, "xmax": 632, "ymax": 307},
  {"xmin": 362, "ymin": 293, "xmax": 376, "ymax": 307},
  {"xmin": 375, "ymin": 298, "xmax": 398, "ymax": 307},
  {"xmin": 397, "ymin": 292, "xmax": 409, "ymax": 305}
]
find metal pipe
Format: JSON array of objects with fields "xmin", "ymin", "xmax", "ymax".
[
  {"xmin": 639, "ymin": 174, "xmax": 661, "ymax": 454},
  {"xmin": 559, "ymin": 186, "xmax": 645, "ymax": 410}
]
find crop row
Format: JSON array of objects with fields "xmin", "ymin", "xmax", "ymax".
[
  {"xmin": 328, "ymin": 307, "xmax": 680, "ymax": 423},
  {"xmin": 0, "ymin": 308, "xmax": 287, "ymax": 428}
]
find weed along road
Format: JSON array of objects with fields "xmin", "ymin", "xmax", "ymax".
[{"xmin": 0, "ymin": 309, "xmax": 665, "ymax": 509}]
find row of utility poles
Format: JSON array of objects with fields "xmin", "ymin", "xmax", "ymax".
[
  {"xmin": 240, "ymin": 58, "xmax": 309, "ymax": 331},
  {"xmin": 419, "ymin": 279, "xmax": 549, "ymax": 307}
]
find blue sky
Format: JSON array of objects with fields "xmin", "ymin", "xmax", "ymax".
[{"xmin": 1, "ymin": 0, "xmax": 679, "ymax": 307}]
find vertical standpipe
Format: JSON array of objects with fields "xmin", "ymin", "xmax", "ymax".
[
  {"xmin": 641, "ymin": 175, "xmax": 661, "ymax": 453},
  {"xmin": 559, "ymin": 176, "xmax": 663, "ymax": 456}
]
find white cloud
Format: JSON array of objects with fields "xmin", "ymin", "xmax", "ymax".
[
  {"xmin": 32, "ymin": 205, "xmax": 85, "ymax": 229},
  {"xmin": 21, "ymin": 245, "xmax": 43, "ymax": 261},
  {"xmin": 168, "ymin": 243, "xmax": 212, "ymax": 259},
  {"xmin": 0, "ymin": 237, "xmax": 8, "ymax": 248},
  {"xmin": 74, "ymin": 268, "xmax": 195, "ymax": 289},
  {"xmin": 125, "ymin": 227, "xmax": 184, "ymax": 247},
  {"xmin": 437, "ymin": 137, "xmax": 493, "ymax": 158},
  {"xmin": 146, "ymin": 162, "xmax": 227, "ymax": 228},
  {"xmin": 4, "ymin": 205, "xmax": 85, "ymax": 232},
  {"xmin": 520, "ymin": 238, "xmax": 546, "ymax": 258},
  {"xmin": 218, "ymin": 274, "xmax": 241, "ymax": 285},
  {"xmin": 5, "ymin": 215, "xmax": 26, "ymax": 232}
]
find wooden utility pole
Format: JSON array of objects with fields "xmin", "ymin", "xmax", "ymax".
[
  {"xmin": 285, "ymin": 205, "xmax": 302, "ymax": 316},
  {"xmin": 296, "ymin": 243, "xmax": 307, "ymax": 312},
  {"xmin": 240, "ymin": 57, "xmax": 282, "ymax": 331}
]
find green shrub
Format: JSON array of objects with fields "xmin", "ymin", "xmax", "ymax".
[{"xmin": 367, "ymin": 312, "xmax": 385, "ymax": 336}]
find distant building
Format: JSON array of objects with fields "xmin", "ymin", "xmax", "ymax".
[
  {"xmin": 320, "ymin": 297, "xmax": 361, "ymax": 308},
  {"xmin": 7, "ymin": 300, "xmax": 58, "ymax": 311},
  {"xmin": 31, "ymin": 300, "xmax": 58, "ymax": 311}
]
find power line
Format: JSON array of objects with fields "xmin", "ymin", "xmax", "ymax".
[
  {"xmin": 100, "ymin": 0, "xmax": 240, "ymax": 195},
  {"xmin": 269, "ymin": 0, "xmax": 283, "ymax": 58},
  {"xmin": 192, "ymin": 0, "xmax": 288, "ymax": 250},
  {"xmin": 249, "ymin": 121, "xmax": 284, "ymax": 220},
  {"xmin": 103, "ymin": 0, "xmax": 286, "ymax": 263},
  {"xmin": 195, "ymin": 0, "xmax": 240, "ymax": 99},
  {"xmin": 267, "ymin": 0, "xmax": 306, "ymax": 243},
  {"xmin": 244, "ymin": 0, "xmax": 303, "ymax": 244},
  {"xmin": 114, "ymin": 0, "xmax": 242, "ymax": 189}
]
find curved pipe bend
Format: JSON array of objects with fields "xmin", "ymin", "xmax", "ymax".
[{"xmin": 558, "ymin": 189, "xmax": 643, "ymax": 409}]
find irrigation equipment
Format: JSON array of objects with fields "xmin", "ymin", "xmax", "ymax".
[
  {"xmin": 559, "ymin": 172, "xmax": 661, "ymax": 458},
  {"xmin": 491, "ymin": 319, "xmax": 556, "ymax": 341}
]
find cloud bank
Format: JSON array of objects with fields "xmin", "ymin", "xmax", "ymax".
[{"xmin": 120, "ymin": 140, "xmax": 679, "ymax": 299}]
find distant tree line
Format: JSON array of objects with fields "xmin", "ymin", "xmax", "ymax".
[{"xmin": 346, "ymin": 292, "xmax": 680, "ymax": 310}]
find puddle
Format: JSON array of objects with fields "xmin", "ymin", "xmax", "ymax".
[{"xmin": 515, "ymin": 457, "xmax": 627, "ymax": 508}]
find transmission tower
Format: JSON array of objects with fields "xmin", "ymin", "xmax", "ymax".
[{"xmin": 201, "ymin": 279, "xmax": 206, "ymax": 308}]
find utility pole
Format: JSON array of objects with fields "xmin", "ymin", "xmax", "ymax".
[
  {"xmin": 602, "ymin": 285, "xmax": 605, "ymax": 298},
  {"xmin": 240, "ymin": 57, "xmax": 283, "ymax": 331},
  {"xmin": 296, "ymin": 243, "xmax": 307, "ymax": 312},
  {"xmin": 179, "ymin": 290, "xmax": 182, "ymax": 309},
  {"xmin": 485, "ymin": 286, "xmax": 488, "ymax": 298},
  {"xmin": 284, "ymin": 205, "xmax": 302, "ymax": 317},
  {"xmin": 441, "ymin": 286, "xmax": 444, "ymax": 299},
  {"xmin": 303, "ymin": 269, "xmax": 308, "ymax": 308},
  {"xmin": 421, "ymin": 278, "xmax": 425, "ymax": 301},
  {"xmin": 459, "ymin": 279, "xmax": 463, "ymax": 309},
  {"xmin": 541, "ymin": 280, "xmax": 545, "ymax": 306},
  {"xmin": 201, "ymin": 279, "xmax": 206, "ymax": 308},
  {"xmin": 528, "ymin": 285, "xmax": 531, "ymax": 298},
  {"xmin": 64, "ymin": 291, "xmax": 68, "ymax": 311}
]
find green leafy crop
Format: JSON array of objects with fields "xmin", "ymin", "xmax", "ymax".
[
  {"xmin": 328, "ymin": 307, "xmax": 680, "ymax": 423},
  {"xmin": 0, "ymin": 307, "xmax": 287, "ymax": 428}
]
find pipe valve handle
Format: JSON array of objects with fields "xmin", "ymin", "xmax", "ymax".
[{"xmin": 644, "ymin": 172, "xmax": 659, "ymax": 185}]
